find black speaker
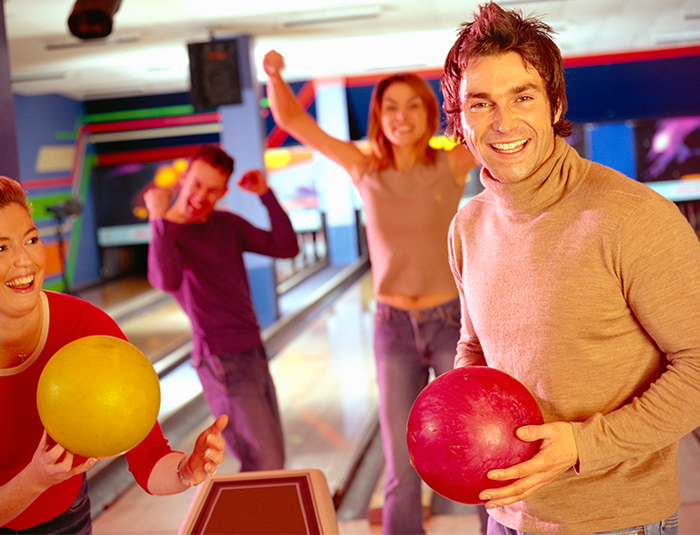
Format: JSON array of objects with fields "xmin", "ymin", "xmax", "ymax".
[{"xmin": 188, "ymin": 39, "xmax": 242, "ymax": 110}]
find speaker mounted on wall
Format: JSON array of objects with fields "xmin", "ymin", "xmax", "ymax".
[{"xmin": 188, "ymin": 39, "xmax": 242, "ymax": 110}]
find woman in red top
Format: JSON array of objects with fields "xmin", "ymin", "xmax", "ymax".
[{"xmin": 0, "ymin": 176, "xmax": 227, "ymax": 533}]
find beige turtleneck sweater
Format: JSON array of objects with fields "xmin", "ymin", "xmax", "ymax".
[{"xmin": 448, "ymin": 137, "xmax": 700, "ymax": 534}]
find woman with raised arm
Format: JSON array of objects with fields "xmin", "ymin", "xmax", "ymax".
[
  {"xmin": 263, "ymin": 51, "xmax": 478, "ymax": 535},
  {"xmin": 0, "ymin": 176, "xmax": 227, "ymax": 534}
]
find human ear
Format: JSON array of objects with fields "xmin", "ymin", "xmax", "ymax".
[{"xmin": 553, "ymin": 100, "xmax": 563, "ymax": 125}]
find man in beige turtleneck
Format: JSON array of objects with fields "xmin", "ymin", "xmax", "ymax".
[{"xmin": 440, "ymin": 3, "xmax": 700, "ymax": 535}]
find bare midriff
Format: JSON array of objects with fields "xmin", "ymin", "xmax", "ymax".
[{"xmin": 375, "ymin": 291, "xmax": 459, "ymax": 311}]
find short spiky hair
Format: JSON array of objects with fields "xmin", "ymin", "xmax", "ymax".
[
  {"xmin": 189, "ymin": 145, "xmax": 235, "ymax": 180},
  {"xmin": 441, "ymin": 2, "xmax": 572, "ymax": 143}
]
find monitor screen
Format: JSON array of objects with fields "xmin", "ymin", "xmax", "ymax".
[{"xmin": 178, "ymin": 469, "xmax": 338, "ymax": 535}]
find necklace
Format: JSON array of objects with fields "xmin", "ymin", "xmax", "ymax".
[{"xmin": 18, "ymin": 352, "xmax": 28, "ymax": 362}]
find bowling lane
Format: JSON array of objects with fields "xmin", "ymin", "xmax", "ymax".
[
  {"xmin": 76, "ymin": 278, "xmax": 193, "ymax": 367},
  {"xmin": 270, "ymin": 270, "xmax": 378, "ymax": 490},
  {"xmin": 91, "ymin": 269, "xmax": 381, "ymax": 535},
  {"xmin": 117, "ymin": 299, "xmax": 192, "ymax": 365},
  {"xmin": 75, "ymin": 276, "xmax": 154, "ymax": 310}
]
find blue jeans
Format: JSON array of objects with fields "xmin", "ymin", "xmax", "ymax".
[
  {"xmin": 487, "ymin": 512, "xmax": 679, "ymax": 535},
  {"xmin": 0, "ymin": 475, "xmax": 92, "ymax": 534},
  {"xmin": 374, "ymin": 298, "xmax": 461, "ymax": 535},
  {"xmin": 195, "ymin": 346, "xmax": 285, "ymax": 471}
]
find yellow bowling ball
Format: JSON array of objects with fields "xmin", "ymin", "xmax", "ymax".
[{"xmin": 36, "ymin": 335, "xmax": 161, "ymax": 459}]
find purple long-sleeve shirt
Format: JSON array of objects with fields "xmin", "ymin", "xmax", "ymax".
[{"xmin": 147, "ymin": 190, "xmax": 299, "ymax": 357}]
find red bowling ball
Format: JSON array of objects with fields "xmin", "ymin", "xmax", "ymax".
[{"xmin": 406, "ymin": 366, "xmax": 544, "ymax": 504}]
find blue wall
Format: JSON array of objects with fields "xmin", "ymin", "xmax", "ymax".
[
  {"xmin": 585, "ymin": 122, "xmax": 637, "ymax": 179},
  {"xmin": 565, "ymin": 53, "xmax": 700, "ymax": 123},
  {"xmin": 218, "ymin": 36, "xmax": 280, "ymax": 327},
  {"xmin": 14, "ymin": 93, "xmax": 95, "ymax": 290},
  {"xmin": 14, "ymin": 94, "xmax": 83, "ymax": 182}
]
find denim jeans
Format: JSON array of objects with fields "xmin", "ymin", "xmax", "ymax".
[
  {"xmin": 487, "ymin": 512, "xmax": 679, "ymax": 535},
  {"xmin": 195, "ymin": 346, "xmax": 285, "ymax": 471},
  {"xmin": 374, "ymin": 298, "xmax": 462, "ymax": 535},
  {"xmin": 0, "ymin": 475, "xmax": 92, "ymax": 534}
]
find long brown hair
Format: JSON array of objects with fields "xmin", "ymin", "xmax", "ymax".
[
  {"xmin": 441, "ymin": 2, "xmax": 572, "ymax": 143},
  {"xmin": 366, "ymin": 73, "xmax": 440, "ymax": 171}
]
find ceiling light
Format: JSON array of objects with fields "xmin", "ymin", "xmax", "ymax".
[
  {"xmin": 45, "ymin": 34, "xmax": 140, "ymax": 50},
  {"xmin": 280, "ymin": 5, "xmax": 382, "ymax": 28},
  {"xmin": 11, "ymin": 71, "xmax": 67, "ymax": 83},
  {"xmin": 654, "ymin": 31, "xmax": 700, "ymax": 45}
]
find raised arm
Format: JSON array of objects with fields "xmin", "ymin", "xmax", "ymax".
[
  {"xmin": 144, "ymin": 188, "xmax": 184, "ymax": 292},
  {"xmin": 236, "ymin": 169, "xmax": 299, "ymax": 259},
  {"xmin": 262, "ymin": 50, "xmax": 366, "ymax": 180}
]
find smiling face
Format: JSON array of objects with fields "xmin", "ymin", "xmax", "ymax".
[
  {"xmin": 379, "ymin": 82, "xmax": 430, "ymax": 150},
  {"xmin": 173, "ymin": 159, "xmax": 229, "ymax": 223},
  {"xmin": 0, "ymin": 203, "xmax": 46, "ymax": 320},
  {"xmin": 459, "ymin": 51, "xmax": 562, "ymax": 184}
]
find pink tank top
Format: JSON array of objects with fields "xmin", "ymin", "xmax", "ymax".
[{"xmin": 354, "ymin": 150, "xmax": 463, "ymax": 298}]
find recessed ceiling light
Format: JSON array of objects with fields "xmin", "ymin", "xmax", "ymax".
[
  {"xmin": 653, "ymin": 31, "xmax": 700, "ymax": 45},
  {"xmin": 44, "ymin": 34, "xmax": 140, "ymax": 51},
  {"xmin": 11, "ymin": 71, "xmax": 66, "ymax": 83},
  {"xmin": 280, "ymin": 5, "xmax": 382, "ymax": 28}
]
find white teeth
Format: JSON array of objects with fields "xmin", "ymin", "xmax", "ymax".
[
  {"xmin": 492, "ymin": 140, "xmax": 527, "ymax": 153},
  {"xmin": 5, "ymin": 274, "xmax": 33, "ymax": 288}
]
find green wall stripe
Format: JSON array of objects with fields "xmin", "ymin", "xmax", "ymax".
[
  {"xmin": 43, "ymin": 280, "xmax": 63, "ymax": 291},
  {"xmin": 28, "ymin": 195, "xmax": 72, "ymax": 219},
  {"xmin": 66, "ymin": 152, "xmax": 97, "ymax": 284},
  {"xmin": 84, "ymin": 105, "xmax": 195, "ymax": 123}
]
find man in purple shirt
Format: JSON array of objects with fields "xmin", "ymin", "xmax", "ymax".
[{"xmin": 145, "ymin": 145, "xmax": 299, "ymax": 471}]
